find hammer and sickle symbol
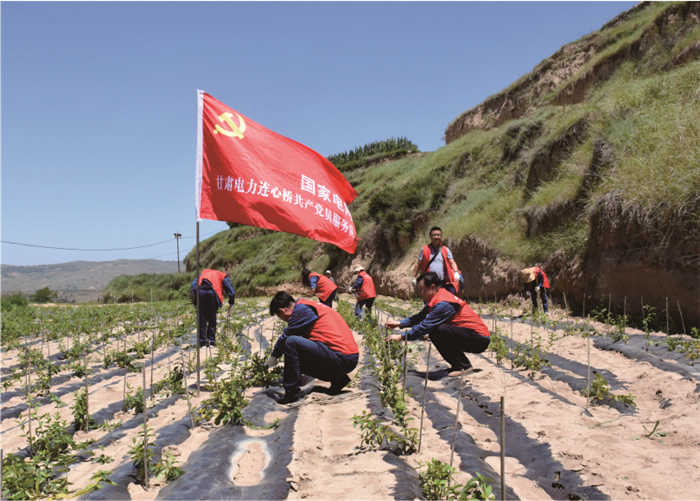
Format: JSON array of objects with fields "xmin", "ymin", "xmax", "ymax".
[{"xmin": 213, "ymin": 112, "xmax": 247, "ymax": 139}]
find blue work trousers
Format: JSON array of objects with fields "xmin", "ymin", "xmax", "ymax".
[
  {"xmin": 525, "ymin": 283, "xmax": 549, "ymax": 313},
  {"xmin": 197, "ymin": 289, "xmax": 219, "ymax": 344},
  {"xmin": 283, "ymin": 336, "xmax": 358, "ymax": 398},
  {"xmin": 355, "ymin": 298, "xmax": 375, "ymax": 320},
  {"xmin": 429, "ymin": 324, "xmax": 490, "ymax": 371},
  {"xmin": 321, "ymin": 290, "xmax": 337, "ymax": 308}
]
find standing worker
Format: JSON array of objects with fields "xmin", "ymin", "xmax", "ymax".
[
  {"xmin": 520, "ymin": 267, "xmax": 550, "ymax": 315},
  {"xmin": 302, "ymin": 269, "xmax": 338, "ymax": 308},
  {"xmin": 267, "ymin": 291, "xmax": 359, "ymax": 403},
  {"xmin": 386, "ymin": 272, "xmax": 489, "ymax": 376},
  {"xmin": 413, "ymin": 226, "xmax": 461, "ymax": 295},
  {"xmin": 191, "ymin": 269, "xmax": 235, "ymax": 346},
  {"xmin": 325, "ymin": 270, "xmax": 335, "ymax": 283},
  {"xmin": 351, "ymin": 266, "xmax": 376, "ymax": 320}
]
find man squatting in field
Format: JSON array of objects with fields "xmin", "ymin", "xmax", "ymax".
[
  {"xmin": 520, "ymin": 266, "xmax": 550, "ymax": 315},
  {"xmin": 413, "ymin": 226, "xmax": 462, "ymax": 295},
  {"xmin": 302, "ymin": 268, "xmax": 338, "ymax": 308},
  {"xmin": 351, "ymin": 266, "xmax": 377, "ymax": 320},
  {"xmin": 191, "ymin": 268, "xmax": 235, "ymax": 346},
  {"xmin": 387, "ymin": 272, "xmax": 490, "ymax": 377},
  {"xmin": 267, "ymin": 291, "xmax": 359, "ymax": 404}
]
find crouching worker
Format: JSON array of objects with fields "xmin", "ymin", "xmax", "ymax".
[
  {"xmin": 351, "ymin": 266, "xmax": 376, "ymax": 320},
  {"xmin": 267, "ymin": 291, "xmax": 359, "ymax": 404},
  {"xmin": 385, "ymin": 272, "xmax": 489, "ymax": 377},
  {"xmin": 520, "ymin": 267, "xmax": 550, "ymax": 315}
]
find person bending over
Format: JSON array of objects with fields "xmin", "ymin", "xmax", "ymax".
[
  {"xmin": 267, "ymin": 291, "xmax": 358, "ymax": 403},
  {"xmin": 520, "ymin": 267, "xmax": 550, "ymax": 315},
  {"xmin": 190, "ymin": 268, "xmax": 235, "ymax": 347},
  {"xmin": 386, "ymin": 272, "xmax": 489, "ymax": 376},
  {"xmin": 351, "ymin": 266, "xmax": 376, "ymax": 320},
  {"xmin": 301, "ymin": 269, "xmax": 338, "ymax": 308}
]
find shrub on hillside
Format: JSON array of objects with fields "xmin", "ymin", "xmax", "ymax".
[
  {"xmin": 32, "ymin": 287, "xmax": 58, "ymax": 303},
  {"xmin": 1, "ymin": 293, "xmax": 29, "ymax": 311}
]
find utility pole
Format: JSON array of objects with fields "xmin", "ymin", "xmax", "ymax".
[{"xmin": 174, "ymin": 233, "xmax": 182, "ymax": 273}]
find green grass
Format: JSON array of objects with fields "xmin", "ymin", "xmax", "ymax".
[
  {"xmin": 103, "ymin": 2, "xmax": 700, "ymax": 292},
  {"xmin": 104, "ymin": 272, "xmax": 194, "ymax": 303},
  {"xmin": 182, "ymin": 226, "xmax": 331, "ymax": 293}
]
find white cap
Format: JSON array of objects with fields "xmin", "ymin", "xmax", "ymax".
[
  {"xmin": 325, "ymin": 270, "xmax": 332, "ymax": 275},
  {"xmin": 353, "ymin": 266, "xmax": 365, "ymax": 274}
]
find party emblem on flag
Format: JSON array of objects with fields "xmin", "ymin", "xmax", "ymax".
[
  {"xmin": 213, "ymin": 112, "xmax": 246, "ymax": 139},
  {"xmin": 195, "ymin": 90, "xmax": 358, "ymax": 254}
]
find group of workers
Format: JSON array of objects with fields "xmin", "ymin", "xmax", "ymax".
[{"xmin": 191, "ymin": 225, "xmax": 550, "ymax": 404}]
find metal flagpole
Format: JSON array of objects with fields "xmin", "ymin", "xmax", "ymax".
[{"xmin": 196, "ymin": 220, "xmax": 201, "ymax": 397}]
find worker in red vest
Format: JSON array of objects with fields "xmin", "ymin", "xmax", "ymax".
[
  {"xmin": 413, "ymin": 226, "xmax": 461, "ymax": 295},
  {"xmin": 351, "ymin": 266, "xmax": 377, "ymax": 320},
  {"xmin": 190, "ymin": 269, "xmax": 235, "ymax": 346},
  {"xmin": 267, "ymin": 291, "xmax": 359, "ymax": 404},
  {"xmin": 520, "ymin": 267, "xmax": 550, "ymax": 314},
  {"xmin": 386, "ymin": 271, "xmax": 489, "ymax": 377},
  {"xmin": 302, "ymin": 269, "xmax": 338, "ymax": 307}
]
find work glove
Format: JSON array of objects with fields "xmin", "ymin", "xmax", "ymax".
[
  {"xmin": 410, "ymin": 278, "xmax": 417, "ymax": 288},
  {"xmin": 535, "ymin": 286, "xmax": 540, "ymax": 292},
  {"xmin": 454, "ymin": 271, "xmax": 461, "ymax": 282},
  {"xmin": 266, "ymin": 356, "xmax": 278, "ymax": 369}
]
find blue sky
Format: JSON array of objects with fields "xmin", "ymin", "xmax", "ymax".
[{"xmin": 1, "ymin": 1, "xmax": 637, "ymax": 267}]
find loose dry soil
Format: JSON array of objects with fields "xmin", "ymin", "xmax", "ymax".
[{"xmin": 1, "ymin": 295, "xmax": 699, "ymax": 500}]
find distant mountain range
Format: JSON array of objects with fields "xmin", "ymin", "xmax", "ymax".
[{"xmin": 1, "ymin": 259, "xmax": 180, "ymax": 295}]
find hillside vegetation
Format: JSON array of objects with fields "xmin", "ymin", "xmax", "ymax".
[{"xmin": 111, "ymin": 2, "xmax": 699, "ymax": 325}]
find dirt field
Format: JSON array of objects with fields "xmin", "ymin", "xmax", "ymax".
[{"xmin": 1, "ymin": 295, "xmax": 698, "ymax": 500}]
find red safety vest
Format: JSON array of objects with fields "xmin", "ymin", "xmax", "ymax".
[
  {"xmin": 309, "ymin": 272, "xmax": 338, "ymax": 302},
  {"xmin": 356, "ymin": 271, "xmax": 376, "ymax": 301},
  {"xmin": 427, "ymin": 288, "xmax": 490, "ymax": 338},
  {"xmin": 297, "ymin": 299, "xmax": 358, "ymax": 355},
  {"xmin": 421, "ymin": 245, "xmax": 458, "ymax": 290},
  {"xmin": 199, "ymin": 269, "xmax": 228, "ymax": 305},
  {"xmin": 534, "ymin": 267, "xmax": 550, "ymax": 288}
]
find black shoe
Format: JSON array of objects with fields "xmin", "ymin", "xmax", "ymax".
[
  {"xmin": 329, "ymin": 374, "xmax": 351, "ymax": 395},
  {"xmin": 281, "ymin": 393, "xmax": 301, "ymax": 405}
]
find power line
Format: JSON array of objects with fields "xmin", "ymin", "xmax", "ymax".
[
  {"xmin": 1, "ymin": 226, "xmax": 227, "ymax": 254},
  {"xmin": 1, "ymin": 239, "xmax": 173, "ymax": 252}
]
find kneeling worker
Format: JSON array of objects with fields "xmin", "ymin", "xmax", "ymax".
[
  {"xmin": 351, "ymin": 266, "xmax": 376, "ymax": 320},
  {"xmin": 302, "ymin": 269, "xmax": 338, "ymax": 308},
  {"xmin": 267, "ymin": 291, "xmax": 359, "ymax": 403},
  {"xmin": 386, "ymin": 272, "xmax": 489, "ymax": 376}
]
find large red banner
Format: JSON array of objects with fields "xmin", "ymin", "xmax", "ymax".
[{"xmin": 196, "ymin": 91, "xmax": 358, "ymax": 253}]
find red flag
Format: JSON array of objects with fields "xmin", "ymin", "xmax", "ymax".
[{"xmin": 195, "ymin": 91, "xmax": 358, "ymax": 253}]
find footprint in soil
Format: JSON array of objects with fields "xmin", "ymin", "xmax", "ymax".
[{"xmin": 230, "ymin": 439, "xmax": 271, "ymax": 486}]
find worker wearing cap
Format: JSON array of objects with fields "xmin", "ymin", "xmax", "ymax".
[
  {"xmin": 413, "ymin": 226, "xmax": 461, "ymax": 295},
  {"xmin": 351, "ymin": 266, "xmax": 376, "ymax": 320},
  {"xmin": 267, "ymin": 291, "xmax": 358, "ymax": 404},
  {"xmin": 302, "ymin": 269, "xmax": 338, "ymax": 308},
  {"xmin": 386, "ymin": 271, "xmax": 489, "ymax": 377},
  {"xmin": 325, "ymin": 270, "xmax": 335, "ymax": 284},
  {"xmin": 520, "ymin": 267, "xmax": 550, "ymax": 314},
  {"xmin": 190, "ymin": 269, "xmax": 235, "ymax": 347}
]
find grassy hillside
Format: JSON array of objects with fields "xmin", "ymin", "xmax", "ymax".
[
  {"xmin": 351, "ymin": 1, "xmax": 700, "ymax": 270},
  {"xmin": 108, "ymin": 3, "xmax": 699, "ymax": 322}
]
